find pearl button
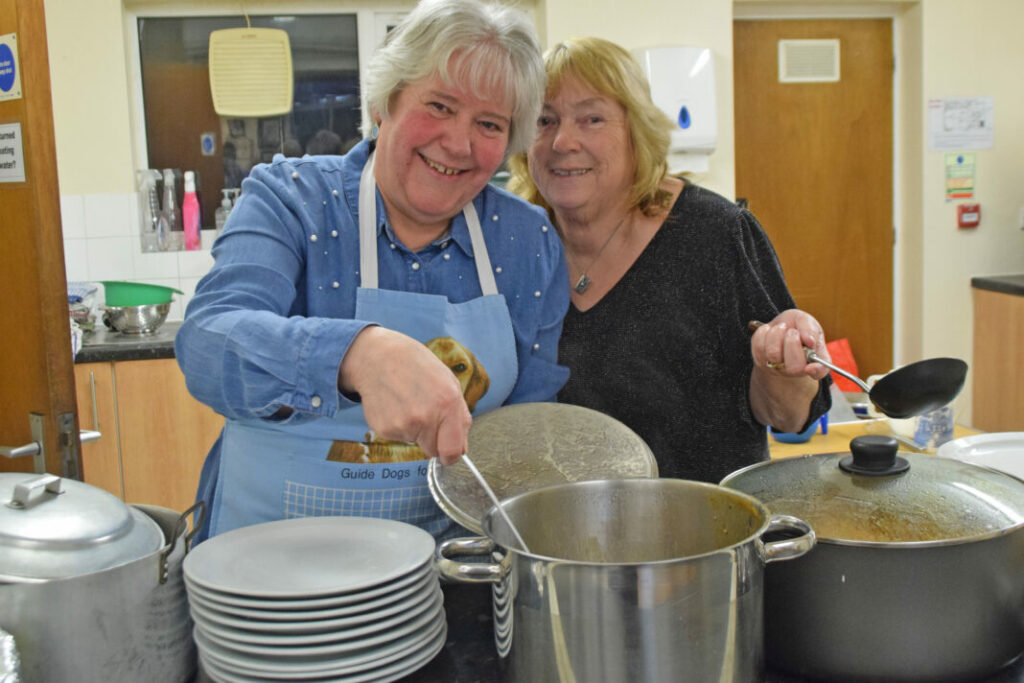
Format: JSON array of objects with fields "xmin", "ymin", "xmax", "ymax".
[
  {"xmin": 495, "ymin": 267, "xmax": 502, "ymax": 274},
  {"xmin": 310, "ymin": 234, "xmax": 318, "ymax": 242},
  {"xmin": 390, "ymin": 243, "xmax": 397, "ymax": 250},
  {"xmin": 331, "ymin": 230, "xmax": 338, "ymax": 237},
  {"xmin": 534, "ymin": 291, "xmax": 541, "ymax": 297},
  {"xmin": 332, "ymin": 281, "xmax": 340, "ymax": 288},
  {"xmin": 443, "ymin": 253, "xmax": 451, "ymax": 261},
  {"xmin": 542, "ymin": 225, "xmax": 549, "ymax": 232},
  {"xmin": 533, "ymin": 343, "xmax": 540, "ymax": 351},
  {"xmin": 332, "ymin": 189, "xmax": 339, "ymax": 196},
  {"xmin": 291, "ymin": 171, "xmax": 299, "ymax": 179},
  {"xmin": 311, "ymin": 395, "xmax": 322, "ymax": 408},
  {"xmin": 322, "ymin": 200, "xmax": 327, "ymax": 206},
  {"xmin": 441, "ymin": 241, "xmax": 449, "ymax": 248},
  {"xmin": 412, "ymin": 262, "xmax": 420, "ymax": 271},
  {"xmin": 492, "ymin": 214, "xmax": 499, "ymax": 221}
]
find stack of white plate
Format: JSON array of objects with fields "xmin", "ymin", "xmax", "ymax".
[{"xmin": 183, "ymin": 517, "xmax": 445, "ymax": 682}]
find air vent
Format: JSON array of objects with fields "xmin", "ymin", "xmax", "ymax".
[{"xmin": 778, "ymin": 39, "xmax": 840, "ymax": 83}]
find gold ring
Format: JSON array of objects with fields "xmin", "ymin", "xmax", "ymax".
[{"xmin": 765, "ymin": 360, "xmax": 785, "ymax": 370}]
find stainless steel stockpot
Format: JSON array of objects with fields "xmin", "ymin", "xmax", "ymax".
[
  {"xmin": 0, "ymin": 473, "xmax": 203, "ymax": 682},
  {"xmin": 437, "ymin": 478, "xmax": 815, "ymax": 682},
  {"xmin": 721, "ymin": 435, "xmax": 1024, "ymax": 682}
]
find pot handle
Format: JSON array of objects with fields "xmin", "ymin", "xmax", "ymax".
[
  {"xmin": 157, "ymin": 501, "xmax": 206, "ymax": 585},
  {"xmin": 436, "ymin": 536, "xmax": 504, "ymax": 584},
  {"xmin": 761, "ymin": 514, "xmax": 816, "ymax": 563}
]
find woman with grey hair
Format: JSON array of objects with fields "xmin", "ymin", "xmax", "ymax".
[{"xmin": 177, "ymin": 0, "xmax": 568, "ymax": 543}]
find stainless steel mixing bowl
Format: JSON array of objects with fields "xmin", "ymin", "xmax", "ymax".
[{"xmin": 102, "ymin": 302, "xmax": 171, "ymax": 334}]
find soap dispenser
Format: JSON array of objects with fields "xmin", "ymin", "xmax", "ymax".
[{"xmin": 215, "ymin": 189, "xmax": 233, "ymax": 235}]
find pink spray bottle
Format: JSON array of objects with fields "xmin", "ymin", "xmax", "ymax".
[{"xmin": 182, "ymin": 170, "xmax": 201, "ymax": 251}]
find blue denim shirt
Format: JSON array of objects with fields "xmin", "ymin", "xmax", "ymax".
[{"xmin": 175, "ymin": 139, "xmax": 569, "ymax": 425}]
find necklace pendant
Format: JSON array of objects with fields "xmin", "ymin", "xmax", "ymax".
[{"xmin": 573, "ymin": 273, "xmax": 591, "ymax": 294}]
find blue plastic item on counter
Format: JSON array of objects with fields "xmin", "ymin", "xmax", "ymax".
[{"xmin": 769, "ymin": 414, "xmax": 828, "ymax": 444}]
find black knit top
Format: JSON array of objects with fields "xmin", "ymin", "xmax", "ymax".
[{"xmin": 558, "ymin": 182, "xmax": 831, "ymax": 483}]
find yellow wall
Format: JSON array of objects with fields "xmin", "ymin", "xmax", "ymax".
[
  {"xmin": 44, "ymin": 0, "xmax": 136, "ymax": 194},
  {"xmin": 918, "ymin": 0, "xmax": 1024, "ymax": 426}
]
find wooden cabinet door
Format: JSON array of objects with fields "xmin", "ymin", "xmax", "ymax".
[
  {"xmin": 114, "ymin": 359, "xmax": 224, "ymax": 513},
  {"xmin": 73, "ymin": 363, "xmax": 122, "ymax": 497},
  {"xmin": 972, "ymin": 290, "xmax": 1024, "ymax": 431}
]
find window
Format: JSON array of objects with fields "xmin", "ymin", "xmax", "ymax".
[{"xmin": 137, "ymin": 14, "xmax": 361, "ymax": 229}]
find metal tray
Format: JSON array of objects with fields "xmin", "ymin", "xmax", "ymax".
[{"xmin": 428, "ymin": 403, "xmax": 657, "ymax": 533}]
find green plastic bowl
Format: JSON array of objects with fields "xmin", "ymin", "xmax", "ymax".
[{"xmin": 101, "ymin": 281, "xmax": 183, "ymax": 306}]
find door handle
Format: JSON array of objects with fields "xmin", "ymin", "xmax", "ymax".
[{"xmin": 1, "ymin": 429, "xmax": 102, "ymax": 458}]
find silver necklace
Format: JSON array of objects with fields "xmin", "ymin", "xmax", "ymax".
[{"xmin": 571, "ymin": 214, "xmax": 629, "ymax": 294}]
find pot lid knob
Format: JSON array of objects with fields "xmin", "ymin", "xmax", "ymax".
[{"xmin": 839, "ymin": 435, "xmax": 910, "ymax": 476}]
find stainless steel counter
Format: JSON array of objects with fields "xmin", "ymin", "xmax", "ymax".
[{"xmin": 76, "ymin": 320, "xmax": 180, "ymax": 363}]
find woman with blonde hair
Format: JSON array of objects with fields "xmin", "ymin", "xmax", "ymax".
[{"xmin": 510, "ymin": 37, "xmax": 831, "ymax": 482}]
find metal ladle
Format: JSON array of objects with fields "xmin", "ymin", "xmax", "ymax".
[
  {"xmin": 749, "ymin": 321, "xmax": 968, "ymax": 419},
  {"xmin": 460, "ymin": 454, "xmax": 530, "ymax": 553}
]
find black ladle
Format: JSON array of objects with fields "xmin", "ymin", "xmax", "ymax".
[{"xmin": 748, "ymin": 321, "xmax": 968, "ymax": 419}]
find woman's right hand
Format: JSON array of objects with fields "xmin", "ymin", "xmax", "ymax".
[{"xmin": 338, "ymin": 327, "xmax": 470, "ymax": 464}]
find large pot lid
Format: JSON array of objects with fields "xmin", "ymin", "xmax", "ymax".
[
  {"xmin": 428, "ymin": 402, "xmax": 657, "ymax": 533},
  {"xmin": 721, "ymin": 435, "xmax": 1024, "ymax": 545},
  {"xmin": 0, "ymin": 473, "xmax": 165, "ymax": 582}
]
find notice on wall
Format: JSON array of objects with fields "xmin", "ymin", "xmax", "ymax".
[
  {"xmin": 928, "ymin": 97, "xmax": 994, "ymax": 150},
  {"xmin": 0, "ymin": 33, "xmax": 22, "ymax": 103},
  {"xmin": 0, "ymin": 123, "xmax": 26, "ymax": 183},
  {"xmin": 945, "ymin": 153, "xmax": 975, "ymax": 202}
]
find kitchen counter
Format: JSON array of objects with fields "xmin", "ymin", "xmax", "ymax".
[
  {"xmin": 76, "ymin": 320, "xmax": 180, "ymax": 363},
  {"xmin": 766, "ymin": 418, "xmax": 979, "ymax": 460},
  {"xmin": 972, "ymin": 273, "xmax": 1024, "ymax": 297}
]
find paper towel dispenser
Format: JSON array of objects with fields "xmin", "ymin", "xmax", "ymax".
[{"xmin": 633, "ymin": 46, "xmax": 716, "ymax": 173}]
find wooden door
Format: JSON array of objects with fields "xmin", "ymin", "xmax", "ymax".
[
  {"xmin": 0, "ymin": 0, "xmax": 80, "ymax": 477},
  {"xmin": 734, "ymin": 19, "xmax": 893, "ymax": 378}
]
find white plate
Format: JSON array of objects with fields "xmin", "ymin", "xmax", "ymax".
[
  {"xmin": 188, "ymin": 567, "xmax": 438, "ymax": 627},
  {"xmin": 183, "ymin": 517, "xmax": 435, "ymax": 599},
  {"xmin": 937, "ymin": 432, "xmax": 1024, "ymax": 479},
  {"xmin": 196, "ymin": 618, "xmax": 446, "ymax": 679},
  {"xmin": 191, "ymin": 583, "xmax": 440, "ymax": 646},
  {"xmin": 199, "ymin": 620, "xmax": 447, "ymax": 682},
  {"xmin": 185, "ymin": 558, "xmax": 435, "ymax": 612},
  {"xmin": 195, "ymin": 589, "xmax": 443, "ymax": 658}
]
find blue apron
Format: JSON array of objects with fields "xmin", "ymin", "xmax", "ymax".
[{"xmin": 209, "ymin": 152, "xmax": 518, "ymax": 539}]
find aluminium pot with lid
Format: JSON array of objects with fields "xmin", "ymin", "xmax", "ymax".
[
  {"xmin": 721, "ymin": 435, "xmax": 1024, "ymax": 681},
  {"xmin": 0, "ymin": 472, "xmax": 165, "ymax": 583}
]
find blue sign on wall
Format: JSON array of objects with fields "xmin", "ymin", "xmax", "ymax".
[{"xmin": 0, "ymin": 33, "xmax": 22, "ymax": 102}]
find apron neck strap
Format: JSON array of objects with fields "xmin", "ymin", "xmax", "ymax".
[{"xmin": 358, "ymin": 152, "xmax": 498, "ymax": 295}]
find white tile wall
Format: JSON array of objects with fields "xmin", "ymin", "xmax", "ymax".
[{"xmin": 62, "ymin": 193, "xmax": 218, "ymax": 320}]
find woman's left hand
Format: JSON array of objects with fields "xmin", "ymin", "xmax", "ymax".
[{"xmin": 749, "ymin": 309, "xmax": 831, "ymax": 381}]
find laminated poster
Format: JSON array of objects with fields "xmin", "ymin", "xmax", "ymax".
[
  {"xmin": 945, "ymin": 153, "xmax": 975, "ymax": 202},
  {"xmin": 928, "ymin": 97, "xmax": 994, "ymax": 151},
  {"xmin": 0, "ymin": 123, "xmax": 25, "ymax": 184}
]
